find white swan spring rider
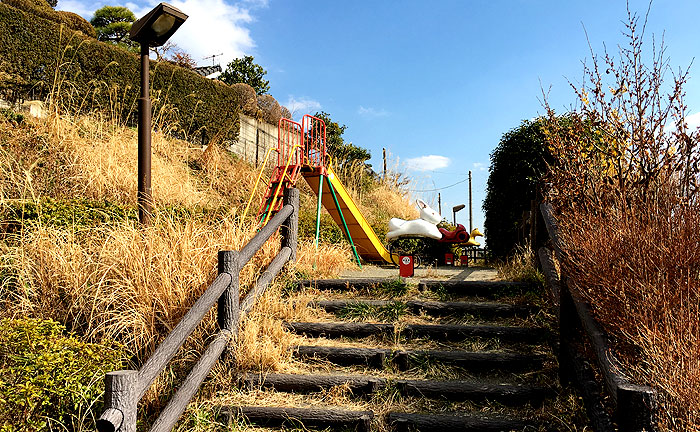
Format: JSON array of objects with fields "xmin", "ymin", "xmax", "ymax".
[{"xmin": 386, "ymin": 199, "xmax": 443, "ymax": 241}]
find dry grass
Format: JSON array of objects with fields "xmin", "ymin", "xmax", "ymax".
[
  {"xmin": 1, "ymin": 215, "xmax": 275, "ymax": 358},
  {"xmin": 0, "ymin": 96, "xmax": 426, "ymax": 430},
  {"xmin": 542, "ymin": 8, "xmax": 700, "ymax": 430},
  {"xmin": 0, "ymin": 112, "xmax": 261, "ymax": 209},
  {"xmin": 496, "ymin": 245, "xmax": 544, "ymax": 284},
  {"xmin": 557, "ymin": 201, "xmax": 700, "ymax": 430}
]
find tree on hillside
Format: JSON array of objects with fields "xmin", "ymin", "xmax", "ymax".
[
  {"xmin": 90, "ymin": 6, "xmax": 137, "ymax": 50},
  {"xmin": 483, "ymin": 118, "xmax": 554, "ymax": 259},
  {"xmin": 152, "ymin": 41, "xmax": 197, "ymax": 69},
  {"xmin": 219, "ymin": 56, "xmax": 270, "ymax": 95},
  {"xmin": 45, "ymin": 0, "xmax": 57, "ymax": 8},
  {"xmin": 312, "ymin": 111, "xmax": 371, "ymax": 170}
]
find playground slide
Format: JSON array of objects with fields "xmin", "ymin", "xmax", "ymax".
[{"xmin": 303, "ymin": 167, "xmax": 394, "ymax": 263}]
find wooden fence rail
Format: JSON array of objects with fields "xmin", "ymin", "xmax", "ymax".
[
  {"xmin": 97, "ymin": 188, "xmax": 299, "ymax": 432},
  {"xmin": 538, "ymin": 203, "xmax": 657, "ymax": 432}
]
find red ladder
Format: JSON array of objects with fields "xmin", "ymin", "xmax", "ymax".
[{"xmin": 257, "ymin": 118, "xmax": 303, "ymax": 222}]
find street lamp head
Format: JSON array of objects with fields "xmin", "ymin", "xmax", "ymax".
[
  {"xmin": 129, "ymin": 2, "xmax": 188, "ymax": 47},
  {"xmin": 453, "ymin": 204, "xmax": 466, "ymax": 212}
]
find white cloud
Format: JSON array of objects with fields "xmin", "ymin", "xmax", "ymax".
[
  {"xmin": 358, "ymin": 106, "xmax": 389, "ymax": 117},
  {"xmin": 56, "ymin": 0, "xmax": 96, "ymax": 17},
  {"xmin": 57, "ymin": 0, "xmax": 260, "ymax": 68},
  {"xmin": 166, "ymin": 0, "xmax": 256, "ymax": 67},
  {"xmin": 284, "ymin": 96, "xmax": 321, "ymax": 118},
  {"xmin": 685, "ymin": 112, "xmax": 700, "ymax": 131},
  {"xmin": 472, "ymin": 162, "xmax": 487, "ymax": 171},
  {"xmin": 405, "ymin": 155, "xmax": 451, "ymax": 172}
]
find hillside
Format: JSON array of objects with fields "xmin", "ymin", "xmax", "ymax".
[{"xmin": 0, "ymin": 107, "xmax": 415, "ymax": 430}]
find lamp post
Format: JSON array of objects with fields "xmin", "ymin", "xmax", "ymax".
[
  {"xmin": 452, "ymin": 204, "xmax": 465, "ymax": 226},
  {"xmin": 129, "ymin": 3, "xmax": 188, "ymax": 226}
]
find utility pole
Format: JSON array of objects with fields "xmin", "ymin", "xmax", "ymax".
[
  {"xmin": 382, "ymin": 148, "xmax": 387, "ymax": 181},
  {"xmin": 469, "ymin": 170, "xmax": 473, "ymax": 232},
  {"xmin": 438, "ymin": 193, "xmax": 442, "ymax": 215}
]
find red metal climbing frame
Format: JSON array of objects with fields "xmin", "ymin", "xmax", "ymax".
[
  {"xmin": 302, "ymin": 114, "xmax": 327, "ymax": 173},
  {"xmin": 257, "ymin": 118, "xmax": 303, "ymax": 221}
]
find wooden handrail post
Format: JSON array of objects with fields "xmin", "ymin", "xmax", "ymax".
[
  {"xmin": 282, "ymin": 187, "xmax": 299, "ymax": 262},
  {"xmin": 97, "ymin": 370, "xmax": 138, "ymax": 432},
  {"xmin": 217, "ymin": 251, "xmax": 240, "ymax": 331}
]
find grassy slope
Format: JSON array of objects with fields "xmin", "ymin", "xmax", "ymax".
[{"xmin": 0, "ymin": 109, "xmax": 416, "ymax": 429}]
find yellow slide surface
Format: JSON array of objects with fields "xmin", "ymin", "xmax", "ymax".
[{"xmin": 303, "ymin": 167, "xmax": 394, "ymax": 263}]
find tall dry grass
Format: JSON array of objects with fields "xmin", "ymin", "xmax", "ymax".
[
  {"xmin": 0, "ymin": 109, "xmax": 261, "ymax": 209},
  {"xmin": 543, "ymin": 8, "xmax": 700, "ymax": 430},
  {"xmin": 330, "ymin": 158, "xmax": 417, "ymax": 234},
  {"xmin": 0, "ymin": 111, "xmax": 353, "ymax": 357}
]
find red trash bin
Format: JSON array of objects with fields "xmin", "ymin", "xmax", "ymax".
[
  {"xmin": 399, "ymin": 255, "xmax": 414, "ymax": 277},
  {"xmin": 444, "ymin": 253, "xmax": 454, "ymax": 266}
]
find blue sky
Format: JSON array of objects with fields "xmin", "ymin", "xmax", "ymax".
[{"xmin": 59, "ymin": 0, "xmax": 700, "ymax": 235}]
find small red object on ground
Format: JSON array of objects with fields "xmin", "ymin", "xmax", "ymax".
[
  {"xmin": 444, "ymin": 253, "xmax": 454, "ymax": 266},
  {"xmin": 460, "ymin": 255, "xmax": 469, "ymax": 266},
  {"xmin": 399, "ymin": 255, "xmax": 414, "ymax": 277}
]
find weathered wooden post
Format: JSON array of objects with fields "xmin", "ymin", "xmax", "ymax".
[
  {"xmin": 217, "ymin": 250, "xmax": 240, "ymax": 331},
  {"xmin": 617, "ymin": 384, "xmax": 657, "ymax": 431},
  {"xmin": 97, "ymin": 369, "xmax": 138, "ymax": 432},
  {"xmin": 281, "ymin": 187, "xmax": 299, "ymax": 262}
]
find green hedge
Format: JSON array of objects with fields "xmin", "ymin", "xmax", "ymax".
[
  {"xmin": 2, "ymin": 0, "xmax": 95, "ymax": 37},
  {"xmin": 0, "ymin": 3, "xmax": 244, "ymax": 142},
  {"xmin": 483, "ymin": 118, "xmax": 553, "ymax": 259}
]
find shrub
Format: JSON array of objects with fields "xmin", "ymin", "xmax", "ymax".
[
  {"xmin": 543, "ymin": 8, "xmax": 700, "ymax": 430},
  {"xmin": 298, "ymin": 208, "xmax": 343, "ymax": 244},
  {"xmin": 0, "ymin": 3, "xmax": 243, "ymax": 142},
  {"xmin": 2, "ymin": 197, "xmax": 135, "ymax": 230},
  {"xmin": 257, "ymin": 93, "xmax": 281, "ymax": 125},
  {"xmin": 483, "ymin": 118, "xmax": 553, "ymax": 259},
  {"xmin": 2, "ymin": 0, "xmax": 95, "ymax": 37},
  {"xmin": 0, "ymin": 318, "xmax": 123, "ymax": 431}
]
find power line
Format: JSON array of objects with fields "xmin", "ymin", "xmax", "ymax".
[{"xmin": 408, "ymin": 177, "xmax": 469, "ymax": 192}]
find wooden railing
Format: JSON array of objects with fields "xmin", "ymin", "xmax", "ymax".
[
  {"xmin": 537, "ymin": 203, "xmax": 657, "ymax": 432},
  {"xmin": 96, "ymin": 188, "xmax": 299, "ymax": 432}
]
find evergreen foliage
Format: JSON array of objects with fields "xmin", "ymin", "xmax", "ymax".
[
  {"xmin": 2, "ymin": 0, "xmax": 95, "ymax": 37},
  {"xmin": 0, "ymin": 3, "xmax": 248, "ymax": 142},
  {"xmin": 312, "ymin": 111, "xmax": 371, "ymax": 168},
  {"xmin": 483, "ymin": 118, "xmax": 552, "ymax": 259},
  {"xmin": 219, "ymin": 55, "xmax": 270, "ymax": 95},
  {"xmin": 0, "ymin": 318, "xmax": 123, "ymax": 431},
  {"xmin": 90, "ymin": 5, "xmax": 137, "ymax": 50}
]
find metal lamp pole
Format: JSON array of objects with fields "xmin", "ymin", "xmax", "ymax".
[
  {"xmin": 129, "ymin": 2, "xmax": 188, "ymax": 227},
  {"xmin": 453, "ymin": 204, "xmax": 465, "ymax": 226},
  {"xmin": 138, "ymin": 42, "xmax": 153, "ymax": 226}
]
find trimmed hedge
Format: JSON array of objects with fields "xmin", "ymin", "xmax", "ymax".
[
  {"xmin": 0, "ymin": 2, "xmax": 247, "ymax": 142},
  {"xmin": 2, "ymin": 0, "xmax": 95, "ymax": 37},
  {"xmin": 483, "ymin": 118, "xmax": 552, "ymax": 259}
]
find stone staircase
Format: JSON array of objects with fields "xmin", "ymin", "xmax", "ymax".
[{"xmin": 219, "ymin": 278, "xmax": 566, "ymax": 431}]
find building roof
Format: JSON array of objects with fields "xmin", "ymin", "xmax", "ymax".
[{"xmin": 194, "ymin": 65, "xmax": 222, "ymax": 77}]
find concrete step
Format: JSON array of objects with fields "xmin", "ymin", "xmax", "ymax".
[
  {"xmin": 313, "ymin": 299, "xmax": 538, "ymax": 319},
  {"xmin": 388, "ymin": 412, "xmax": 537, "ymax": 432},
  {"xmin": 395, "ymin": 379, "xmax": 553, "ymax": 405},
  {"xmin": 238, "ymin": 372, "xmax": 553, "ymax": 405},
  {"xmin": 418, "ymin": 280, "xmax": 538, "ymax": 299},
  {"xmin": 222, "ymin": 406, "xmax": 373, "ymax": 431},
  {"xmin": 294, "ymin": 345, "xmax": 547, "ymax": 372},
  {"xmin": 285, "ymin": 321, "xmax": 548, "ymax": 343},
  {"xmin": 239, "ymin": 372, "xmax": 383, "ymax": 395}
]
